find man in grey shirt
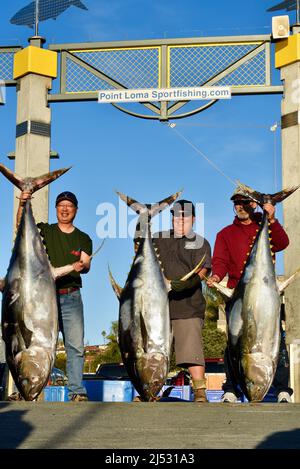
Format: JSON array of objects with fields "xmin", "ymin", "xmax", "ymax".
[{"xmin": 153, "ymin": 200, "xmax": 211, "ymax": 402}]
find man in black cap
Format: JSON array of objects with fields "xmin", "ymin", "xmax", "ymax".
[
  {"xmin": 17, "ymin": 190, "xmax": 92, "ymax": 402},
  {"xmin": 153, "ymin": 199, "xmax": 211, "ymax": 402}
]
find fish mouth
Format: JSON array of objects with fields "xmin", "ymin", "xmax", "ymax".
[
  {"xmin": 127, "ymin": 352, "xmax": 169, "ymax": 401},
  {"xmin": 12, "ymin": 351, "xmax": 51, "ymax": 401},
  {"xmin": 242, "ymin": 353, "xmax": 274, "ymax": 402}
]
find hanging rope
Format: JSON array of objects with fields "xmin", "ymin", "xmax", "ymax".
[{"xmin": 167, "ymin": 123, "xmax": 236, "ymax": 185}]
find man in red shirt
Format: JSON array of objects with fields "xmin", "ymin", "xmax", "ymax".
[{"xmin": 207, "ymin": 187, "xmax": 293, "ymax": 403}]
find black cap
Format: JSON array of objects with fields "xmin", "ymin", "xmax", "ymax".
[
  {"xmin": 171, "ymin": 199, "xmax": 195, "ymax": 217},
  {"xmin": 55, "ymin": 191, "xmax": 78, "ymax": 208}
]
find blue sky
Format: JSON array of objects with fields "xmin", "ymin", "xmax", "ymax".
[{"xmin": 0, "ymin": 0, "xmax": 295, "ymax": 345}]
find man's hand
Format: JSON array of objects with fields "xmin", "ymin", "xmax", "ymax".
[
  {"xmin": 206, "ymin": 274, "xmax": 220, "ymax": 288},
  {"xmin": 72, "ymin": 260, "xmax": 85, "ymax": 273},
  {"xmin": 171, "ymin": 275, "xmax": 201, "ymax": 292},
  {"xmin": 73, "ymin": 252, "xmax": 91, "ymax": 273},
  {"xmin": 263, "ymin": 203, "xmax": 275, "ymax": 223},
  {"xmin": 19, "ymin": 190, "xmax": 32, "ymax": 206}
]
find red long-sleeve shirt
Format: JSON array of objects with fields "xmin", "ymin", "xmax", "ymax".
[{"xmin": 212, "ymin": 213, "xmax": 289, "ymax": 289}]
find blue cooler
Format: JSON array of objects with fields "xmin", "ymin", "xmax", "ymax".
[
  {"xmin": 44, "ymin": 385, "xmax": 69, "ymax": 402},
  {"xmin": 83, "ymin": 380, "xmax": 134, "ymax": 402}
]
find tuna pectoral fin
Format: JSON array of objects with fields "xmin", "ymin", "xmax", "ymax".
[
  {"xmin": 0, "ymin": 163, "xmax": 70, "ymax": 193},
  {"xmin": 208, "ymin": 281, "xmax": 234, "ymax": 300},
  {"xmin": 116, "ymin": 190, "xmax": 183, "ymax": 218},
  {"xmin": 180, "ymin": 255, "xmax": 206, "ymax": 281},
  {"xmin": 108, "ymin": 266, "xmax": 123, "ymax": 300},
  {"xmin": 278, "ymin": 267, "xmax": 300, "ymax": 293},
  {"xmin": 0, "ymin": 278, "xmax": 5, "ymax": 292},
  {"xmin": 140, "ymin": 309, "xmax": 149, "ymax": 353},
  {"xmin": 20, "ymin": 323, "xmax": 33, "ymax": 349},
  {"xmin": 51, "ymin": 264, "xmax": 74, "ymax": 280}
]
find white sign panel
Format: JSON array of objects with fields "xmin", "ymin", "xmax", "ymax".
[
  {"xmin": 98, "ymin": 86, "xmax": 231, "ymax": 103},
  {"xmin": 0, "ymin": 80, "xmax": 6, "ymax": 105}
]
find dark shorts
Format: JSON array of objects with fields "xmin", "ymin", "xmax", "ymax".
[{"xmin": 171, "ymin": 317, "xmax": 205, "ymax": 367}]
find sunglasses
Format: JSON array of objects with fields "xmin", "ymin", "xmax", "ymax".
[{"xmin": 233, "ymin": 199, "xmax": 252, "ymax": 206}]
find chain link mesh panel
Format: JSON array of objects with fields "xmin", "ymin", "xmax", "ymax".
[
  {"xmin": 66, "ymin": 57, "xmax": 114, "ymax": 92},
  {"xmin": 217, "ymin": 49, "xmax": 266, "ymax": 86},
  {"xmin": 63, "ymin": 41, "xmax": 268, "ymax": 94},
  {"xmin": 66, "ymin": 47, "xmax": 160, "ymax": 93},
  {"xmin": 169, "ymin": 43, "xmax": 266, "ymax": 87},
  {"xmin": 0, "ymin": 51, "xmax": 16, "ymax": 81}
]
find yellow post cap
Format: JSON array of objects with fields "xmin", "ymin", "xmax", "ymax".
[
  {"xmin": 275, "ymin": 34, "xmax": 300, "ymax": 68},
  {"xmin": 13, "ymin": 46, "xmax": 57, "ymax": 79}
]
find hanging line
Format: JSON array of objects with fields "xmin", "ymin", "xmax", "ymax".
[{"xmin": 167, "ymin": 123, "xmax": 236, "ymax": 186}]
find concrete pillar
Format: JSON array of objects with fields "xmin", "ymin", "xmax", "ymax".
[
  {"xmin": 13, "ymin": 73, "xmax": 52, "ymax": 227},
  {"xmin": 276, "ymin": 32, "xmax": 300, "ymax": 402},
  {"xmin": 12, "ymin": 37, "xmax": 57, "ymax": 229}
]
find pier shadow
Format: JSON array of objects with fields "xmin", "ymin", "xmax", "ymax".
[
  {"xmin": 0, "ymin": 403, "xmax": 33, "ymax": 449},
  {"xmin": 256, "ymin": 428, "xmax": 300, "ymax": 449}
]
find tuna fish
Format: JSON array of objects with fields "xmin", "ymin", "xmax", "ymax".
[
  {"xmin": 211, "ymin": 182, "xmax": 299, "ymax": 402},
  {"xmin": 109, "ymin": 191, "xmax": 183, "ymax": 401},
  {"xmin": 0, "ymin": 163, "xmax": 76, "ymax": 401}
]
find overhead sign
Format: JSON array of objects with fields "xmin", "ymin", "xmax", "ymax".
[{"xmin": 98, "ymin": 86, "xmax": 231, "ymax": 103}]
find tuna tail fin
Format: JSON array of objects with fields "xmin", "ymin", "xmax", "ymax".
[
  {"xmin": 72, "ymin": 0, "xmax": 88, "ymax": 10},
  {"xmin": 235, "ymin": 180, "xmax": 299, "ymax": 206},
  {"xmin": 0, "ymin": 164, "xmax": 71, "ymax": 194},
  {"xmin": 108, "ymin": 265, "xmax": 123, "ymax": 300},
  {"xmin": 116, "ymin": 189, "xmax": 183, "ymax": 218}
]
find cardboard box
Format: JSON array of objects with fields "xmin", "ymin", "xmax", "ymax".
[{"xmin": 205, "ymin": 373, "xmax": 226, "ymax": 390}]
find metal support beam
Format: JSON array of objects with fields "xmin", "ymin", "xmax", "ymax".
[{"xmin": 48, "ymin": 35, "xmax": 272, "ymax": 51}]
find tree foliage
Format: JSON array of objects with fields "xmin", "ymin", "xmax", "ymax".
[
  {"xmin": 91, "ymin": 321, "xmax": 121, "ymax": 370},
  {"xmin": 54, "ymin": 355, "xmax": 66, "ymax": 374}
]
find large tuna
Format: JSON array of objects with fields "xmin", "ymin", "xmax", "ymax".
[
  {"xmin": 0, "ymin": 164, "xmax": 75, "ymax": 401},
  {"xmin": 109, "ymin": 191, "xmax": 183, "ymax": 401},
  {"xmin": 211, "ymin": 182, "xmax": 299, "ymax": 402}
]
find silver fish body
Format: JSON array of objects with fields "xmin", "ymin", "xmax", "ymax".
[
  {"xmin": 1, "ymin": 202, "xmax": 58, "ymax": 400},
  {"xmin": 228, "ymin": 212, "xmax": 281, "ymax": 402},
  {"xmin": 119, "ymin": 224, "xmax": 172, "ymax": 401},
  {"xmin": 112, "ymin": 191, "xmax": 183, "ymax": 401},
  {"xmin": 0, "ymin": 163, "xmax": 71, "ymax": 401}
]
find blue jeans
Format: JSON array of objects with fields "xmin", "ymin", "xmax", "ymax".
[{"xmin": 57, "ymin": 290, "xmax": 87, "ymax": 397}]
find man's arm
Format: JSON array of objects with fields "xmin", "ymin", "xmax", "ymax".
[
  {"xmin": 264, "ymin": 203, "xmax": 289, "ymax": 252},
  {"xmin": 73, "ymin": 250, "xmax": 91, "ymax": 274},
  {"xmin": 207, "ymin": 232, "xmax": 229, "ymax": 286},
  {"xmin": 16, "ymin": 191, "xmax": 32, "ymax": 228}
]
